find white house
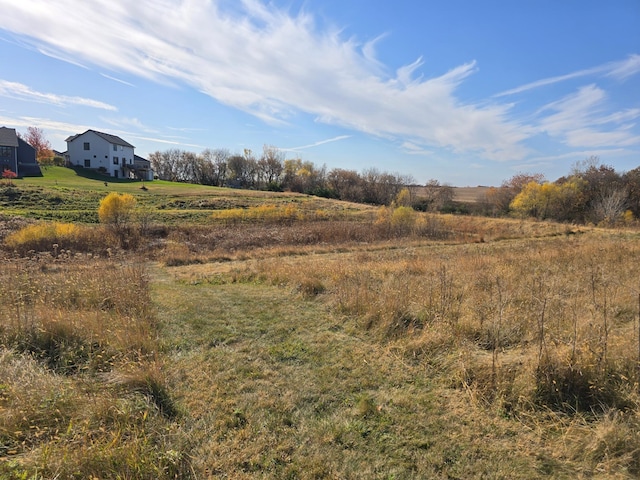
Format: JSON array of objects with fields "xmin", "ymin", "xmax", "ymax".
[{"xmin": 66, "ymin": 130, "xmax": 141, "ymax": 179}]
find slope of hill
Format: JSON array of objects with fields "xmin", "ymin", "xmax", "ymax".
[{"xmin": 2, "ymin": 166, "xmax": 376, "ymax": 224}]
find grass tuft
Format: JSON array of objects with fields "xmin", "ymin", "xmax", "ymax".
[{"xmin": 106, "ymin": 365, "xmax": 180, "ymax": 419}]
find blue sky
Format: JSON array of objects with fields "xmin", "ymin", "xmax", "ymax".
[{"xmin": 0, "ymin": 0, "xmax": 638, "ymax": 186}]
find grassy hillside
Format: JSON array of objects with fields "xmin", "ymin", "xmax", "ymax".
[
  {"xmin": 1, "ymin": 168, "xmax": 639, "ymax": 478},
  {"xmin": 2, "ymin": 166, "xmax": 374, "ymax": 224}
]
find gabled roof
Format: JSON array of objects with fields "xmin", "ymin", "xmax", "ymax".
[
  {"xmin": 65, "ymin": 129, "xmax": 135, "ymax": 148},
  {"xmin": 0, "ymin": 127, "xmax": 20, "ymax": 147}
]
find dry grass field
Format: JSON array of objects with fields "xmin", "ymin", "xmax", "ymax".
[
  {"xmin": 1, "ymin": 176, "xmax": 640, "ymax": 478},
  {"xmin": 452, "ymin": 186, "xmax": 491, "ymax": 203},
  {"xmin": 163, "ymin": 223, "xmax": 640, "ymax": 478},
  {"xmin": 409, "ymin": 185, "xmax": 490, "ymax": 204}
]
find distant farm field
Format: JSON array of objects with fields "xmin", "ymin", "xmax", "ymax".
[
  {"xmin": 452, "ymin": 185, "xmax": 491, "ymax": 203},
  {"xmin": 1, "ymin": 168, "xmax": 639, "ymax": 479}
]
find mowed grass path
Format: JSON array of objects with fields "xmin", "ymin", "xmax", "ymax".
[{"xmin": 151, "ymin": 265, "xmax": 546, "ymax": 479}]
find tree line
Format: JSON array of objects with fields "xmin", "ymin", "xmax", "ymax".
[
  {"xmin": 149, "ymin": 146, "xmax": 639, "ymax": 225},
  {"xmin": 15, "ymin": 126, "xmax": 640, "ymax": 224},
  {"xmin": 149, "ymin": 145, "xmax": 418, "ymax": 206},
  {"xmin": 484, "ymin": 156, "xmax": 640, "ymax": 225}
]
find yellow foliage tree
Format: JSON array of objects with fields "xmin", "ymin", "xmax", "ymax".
[
  {"xmin": 510, "ymin": 178, "xmax": 585, "ymax": 221},
  {"xmin": 98, "ymin": 192, "xmax": 137, "ymax": 230},
  {"xmin": 395, "ymin": 188, "xmax": 412, "ymax": 207},
  {"xmin": 509, "ymin": 181, "xmax": 539, "ymax": 218},
  {"xmin": 391, "ymin": 206, "xmax": 416, "ymax": 230}
]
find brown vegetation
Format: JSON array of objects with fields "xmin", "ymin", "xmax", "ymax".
[
  {"xmin": 0, "ymin": 255, "xmax": 192, "ymax": 477},
  {"xmin": 162, "ymin": 219, "xmax": 640, "ymax": 478},
  {"xmin": 2, "ymin": 195, "xmax": 640, "ymax": 477}
]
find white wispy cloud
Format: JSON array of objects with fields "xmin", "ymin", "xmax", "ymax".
[
  {"xmin": 0, "ymin": 113, "xmax": 205, "ymax": 152},
  {"xmin": 101, "ymin": 116, "xmax": 157, "ymax": 133},
  {"xmin": 0, "ymin": 79, "xmax": 117, "ymax": 110},
  {"xmin": 606, "ymin": 54, "xmax": 640, "ymax": 81},
  {"xmin": 0, "ymin": 0, "xmax": 637, "ymax": 163},
  {"xmin": 536, "ymin": 84, "xmax": 640, "ymax": 148},
  {"xmin": 0, "ymin": 0, "xmax": 530, "ymax": 161},
  {"xmin": 0, "ymin": 114, "xmax": 93, "ymax": 147},
  {"xmin": 128, "ymin": 134, "xmax": 206, "ymax": 150},
  {"xmin": 400, "ymin": 141, "xmax": 432, "ymax": 156},
  {"xmin": 100, "ymin": 73, "xmax": 136, "ymax": 87},
  {"xmin": 0, "ymin": 115, "xmax": 90, "ymax": 133},
  {"xmin": 530, "ymin": 148, "xmax": 631, "ymax": 164},
  {"xmin": 285, "ymin": 135, "xmax": 352, "ymax": 151},
  {"xmin": 495, "ymin": 55, "xmax": 640, "ymax": 97}
]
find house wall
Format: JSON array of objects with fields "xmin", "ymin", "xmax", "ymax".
[
  {"xmin": 112, "ymin": 144, "xmax": 135, "ymax": 178},
  {"xmin": 68, "ymin": 131, "xmax": 110, "ymax": 173},
  {"xmin": 17, "ymin": 138, "xmax": 42, "ymax": 177},
  {"xmin": 17, "ymin": 139, "xmax": 36, "ymax": 165},
  {"xmin": 67, "ymin": 131, "xmax": 135, "ymax": 178}
]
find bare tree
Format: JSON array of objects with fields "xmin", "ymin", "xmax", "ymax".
[
  {"xmin": 591, "ymin": 188, "xmax": 628, "ymax": 225},
  {"xmin": 258, "ymin": 145, "xmax": 284, "ymax": 188},
  {"xmin": 327, "ymin": 168, "xmax": 364, "ymax": 202},
  {"xmin": 281, "ymin": 158, "xmax": 325, "ymax": 193},
  {"xmin": 149, "ymin": 149, "xmax": 181, "ymax": 181},
  {"xmin": 175, "ymin": 151, "xmax": 199, "ymax": 182},
  {"xmin": 227, "ymin": 153, "xmax": 255, "ymax": 188},
  {"xmin": 571, "ymin": 157, "xmax": 624, "ymax": 223},
  {"xmin": 200, "ymin": 148, "xmax": 229, "ymax": 186},
  {"xmin": 623, "ymin": 166, "xmax": 640, "ymax": 219}
]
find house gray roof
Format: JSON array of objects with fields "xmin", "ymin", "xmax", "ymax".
[
  {"xmin": 65, "ymin": 129, "xmax": 135, "ymax": 148},
  {"xmin": 0, "ymin": 127, "xmax": 20, "ymax": 147}
]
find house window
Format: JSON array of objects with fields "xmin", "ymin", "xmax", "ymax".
[
  {"xmin": 113, "ymin": 144, "xmax": 118, "ymax": 151},
  {"xmin": 84, "ymin": 142, "xmax": 90, "ymax": 150},
  {"xmin": 113, "ymin": 157, "xmax": 119, "ymax": 165},
  {"xmin": 84, "ymin": 159, "xmax": 91, "ymax": 167},
  {"xmin": 0, "ymin": 146, "xmax": 11, "ymax": 160}
]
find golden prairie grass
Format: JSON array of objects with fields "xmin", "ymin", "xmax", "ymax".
[
  {"xmin": 5, "ymin": 221, "xmax": 81, "ymax": 252},
  {"xmin": 2, "ymin": 221, "xmax": 119, "ymax": 255},
  {"xmin": 3, "ymin": 207, "xmax": 639, "ymax": 477},
  {"xmin": 160, "ymin": 225, "xmax": 640, "ymax": 476},
  {"xmin": 0, "ymin": 256, "xmax": 192, "ymax": 478},
  {"xmin": 164, "ymin": 208, "xmax": 576, "ymax": 263},
  {"xmin": 156, "ymin": 227, "xmax": 640, "ymax": 478},
  {"xmin": 214, "ymin": 231, "xmax": 640, "ymax": 416},
  {"xmin": 211, "ymin": 203, "xmax": 304, "ymax": 224}
]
